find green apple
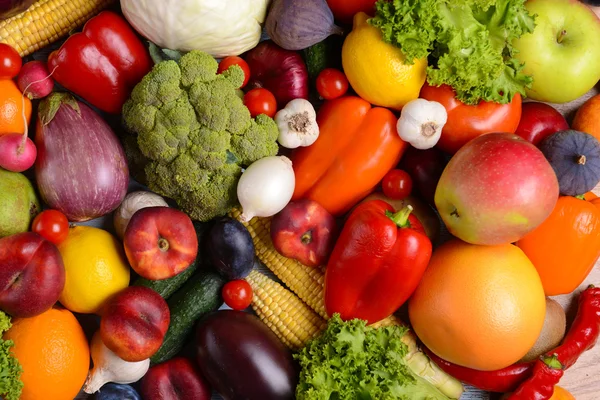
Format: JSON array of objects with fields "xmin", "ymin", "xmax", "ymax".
[
  {"xmin": 513, "ymin": 0, "xmax": 600, "ymax": 103},
  {"xmin": 0, "ymin": 170, "xmax": 40, "ymax": 238}
]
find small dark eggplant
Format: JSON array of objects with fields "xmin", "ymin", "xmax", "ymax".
[
  {"xmin": 195, "ymin": 311, "xmax": 298, "ymax": 400},
  {"xmin": 205, "ymin": 217, "xmax": 255, "ymax": 280},
  {"xmin": 540, "ymin": 130, "xmax": 600, "ymax": 196},
  {"xmin": 95, "ymin": 383, "xmax": 141, "ymax": 400}
]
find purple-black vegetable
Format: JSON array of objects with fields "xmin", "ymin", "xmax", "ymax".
[
  {"xmin": 0, "ymin": 0, "xmax": 34, "ymax": 20},
  {"xmin": 195, "ymin": 310, "xmax": 298, "ymax": 400},
  {"xmin": 34, "ymin": 92, "xmax": 129, "ymax": 222}
]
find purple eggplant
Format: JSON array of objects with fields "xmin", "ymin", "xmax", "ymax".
[
  {"xmin": 0, "ymin": 0, "xmax": 34, "ymax": 20},
  {"xmin": 34, "ymin": 93, "xmax": 129, "ymax": 222},
  {"xmin": 195, "ymin": 310, "xmax": 298, "ymax": 400}
]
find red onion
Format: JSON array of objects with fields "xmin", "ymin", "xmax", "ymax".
[
  {"xmin": 34, "ymin": 93, "xmax": 129, "ymax": 222},
  {"xmin": 244, "ymin": 41, "xmax": 309, "ymax": 107}
]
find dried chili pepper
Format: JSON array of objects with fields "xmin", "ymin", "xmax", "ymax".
[
  {"xmin": 506, "ymin": 354, "xmax": 564, "ymax": 400},
  {"xmin": 423, "ymin": 285, "xmax": 600, "ymax": 393}
]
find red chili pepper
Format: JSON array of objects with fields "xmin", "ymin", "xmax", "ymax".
[
  {"xmin": 324, "ymin": 200, "xmax": 432, "ymax": 325},
  {"xmin": 423, "ymin": 348, "xmax": 534, "ymax": 393},
  {"xmin": 424, "ymin": 285, "xmax": 600, "ymax": 393},
  {"xmin": 48, "ymin": 11, "xmax": 152, "ymax": 114},
  {"xmin": 506, "ymin": 355, "xmax": 564, "ymax": 400}
]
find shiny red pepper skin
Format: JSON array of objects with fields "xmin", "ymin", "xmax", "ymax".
[
  {"xmin": 507, "ymin": 355, "xmax": 564, "ymax": 400},
  {"xmin": 48, "ymin": 11, "xmax": 152, "ymax": 114},
  {"xmin": 324, "ymin": 199, "xmax": 432, "ymax": 325},
  {"xmin": 424, "ymin": 285, "xmax": 600, "ymax": 393},
  {"xmin": 423, "ymin": 348, "xmax": 534, "ymax": 393}
]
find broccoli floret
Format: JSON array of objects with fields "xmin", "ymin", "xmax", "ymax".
[{"xmin": 122, "ymin": 50, "xmax": 280, "ymax": 221}]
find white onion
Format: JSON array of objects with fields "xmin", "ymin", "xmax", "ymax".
[{"xmin": 237, "ymin": 156, "xmax": 295, "ymax": 222}]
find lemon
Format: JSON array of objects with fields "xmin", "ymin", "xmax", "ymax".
[
  {"xmin": 342, "ymin": 12, "xmax": 428, "ymax": 110},
  {"xmin": 58, "ymin": 226, "xmax": 130, "ymax": 314}
]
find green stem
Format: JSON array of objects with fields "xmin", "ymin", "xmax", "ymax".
[
  {"xmin": 575, "ymin": 194, "xmax": 586, "ymax": 200},
  {"xmin": 542, "ymin": 354, "xmax": 563, "ymax": 370},
  {"xmin": 386, "ymin": 205, "xmax": 414, "ymax": 228}
]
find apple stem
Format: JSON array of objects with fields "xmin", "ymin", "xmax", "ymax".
[
  {"xmin": 385, "ymin": 205, "xmax": 413, "ymax": 228},
  {"xmin": 301, "ymin": 231, "xmax": 313, "ymax": 244},
  {"xmin": 577, "ymin": 155, "xmax": 587, "ymax": 165},
  {"xmin": 158, "ymin": 237, "xmax": 170, "ymax": 252},
  {"xmin": 557, "ymin": 29, "xmax": 567, "ymax": 44}
]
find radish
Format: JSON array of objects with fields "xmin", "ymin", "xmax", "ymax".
[
  {"xmin": 17, "ymin": 61, "xmax": 54, "ymax": 99},
  {"xmin": 0, "ymin": 133, "xmax": 37, "ymax": 172}
]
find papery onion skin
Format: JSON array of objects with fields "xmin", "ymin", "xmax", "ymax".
[
  {"xmin": 245, "ymin": 41, "xmax": 309, "ymax": 108},
  {"xmin": 34, "ymin": 94, "xmax": 129, "ymax": 222}
]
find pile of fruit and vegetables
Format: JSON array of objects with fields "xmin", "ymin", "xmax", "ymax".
[{"xmin": 1, "ymin": 0, "xmax": 600, "ymax": 399}]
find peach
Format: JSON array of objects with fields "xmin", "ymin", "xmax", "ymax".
[{"xmin": 572, "ymin": 94, "xmax": 600, "ymax": 142}]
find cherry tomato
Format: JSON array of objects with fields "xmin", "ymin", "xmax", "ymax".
[
  {"xmin": 244, "ymin": 88, "xmax": 277, "ymax": 118},
  {"xmin": 0, "ymin": 43, "xmax": 22, "ymax": 79},
  {"xmin": 218, "ymin": 56, "xmax": 251, "ymax": 88},
  {"xmin": 222, "ymin": 280, "xmax": 253, "ymax": 311},
  {"xmin": 382, "ymin": 169, "xmax": 413, "ymax": 200},
  {"xmin": 316, "ymin": 68, "xmax": 349, "ymax": 100},
  {"xmin": 31, "ymin": 210, "xmax": 69, "ymax": 245}
]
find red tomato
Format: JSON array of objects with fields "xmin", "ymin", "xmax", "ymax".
[
  {"xmin": 222, "ymin": 280, "xmax": 253, "ymax": 311},
  {"xmin": 316, "ymin": 68, "xmax": 349, "ymax": 100},
  {"xmin": 382, "ymin": 169, "xmax": 413, "ymax": 200},
  {"xmin": 31, "ymin": 210, "xmax": 69, "ymax": 245},
  {"xmin": 244, "ymin": 88, "xmax": 277, "ymax": 118},
  {"xmin": 420, "ymin": 83, "xmax": 522, "ymax": 154},
  {"xmin": 0, "ymin": 43, "xmax": 22, "ymax": 79},
  {"xmin": 326, "ymin": 0, "xmax": 377, "ymax": 24},
  {"xmin": 218, "ymin": 56, "xmax": 251, "ymax": 88}
]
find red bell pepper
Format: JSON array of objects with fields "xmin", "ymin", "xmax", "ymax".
[
  {"xmin": 48, "ymin": 11, "xmax": 152, "ymax": 114},
  {"xmin": 324, "ymin": 199, "xmax": 432, "ymax": 324}
]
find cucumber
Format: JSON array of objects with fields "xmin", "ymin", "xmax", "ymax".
[
  {"xmin": 151, "ymin": 271, "xmax": 225, "ymax": 364},
  {"xmin": 132, "ymin": 221, "xmax": 208, "ymax": 299},
  {"xmin": 303, "ymin": 41, "xmax": 329, "ymax": 80}
]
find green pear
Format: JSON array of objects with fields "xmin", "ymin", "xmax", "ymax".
[{"xmin": 0, "ymin": 169, "xmax": 41, "ymax": 237}]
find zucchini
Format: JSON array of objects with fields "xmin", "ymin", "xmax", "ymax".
[
  {"xmin": 132, "ymin": 221, "xmax": 208, "ymax": 299},
  {"xmin": 151, "ymin": 271, "xmax": 225, "ymax": 364}
]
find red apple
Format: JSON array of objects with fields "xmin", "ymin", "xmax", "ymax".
[
  {"xmin": 124, "ymin": 207, "xmax": 198, "ymax": 280},
  {"xmin": 435, "ymin": 133, "xmax": 559, "ymax": 245},
  {"xmin": 0, "ymin": 232, "xmax": 65, "ymax": 317},
  {"xmin": 270, "ymin": 199, "xmax": 337, "ymax": 267},
  {"xmin": 515, "ymin": 102, "xmax": 570, "ymax": 146},
  {"xmin": 141, "ymin": 357, "xmax": 211, "ymax": 400},
  {"xmin": 100, "ymin": 286, "xmax": 170, "ymax": 362}
]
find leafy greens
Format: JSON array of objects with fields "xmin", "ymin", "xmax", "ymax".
[
  {"xmin": 370, "ymin": 0, "xmax": 536, "ymax": 105},
  {"xmin": 294, "ymin": 314, "xmax": 450, "ymax": 400},
  {"xmin": 0, "ymin": 311, "xmax": 22, "ymax": 400}
]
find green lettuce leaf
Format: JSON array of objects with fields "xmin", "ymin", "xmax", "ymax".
[
  {"xmin": 0, "ymin": 311, "xmax": 23, "ymax": 400},
  {"xmin": 370, "ymin": 0, "xmax": 536, "ymax": 105},
  {"xmin": 294, "ymin": 315, "xmax": 450, "ymax": 400}
]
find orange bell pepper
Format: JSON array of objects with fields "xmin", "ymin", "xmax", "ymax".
[
  {"xmin": 516, "ymin": 196, "xmax": 600, "ymax": 296},
  {"xmin": 291, "ymin": 96, "xmax": 407, "ymax": 216}
]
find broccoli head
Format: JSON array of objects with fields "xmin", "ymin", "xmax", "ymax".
[{"xmin": 123, "ymin": 50, "xmax": 279, "ymax": 221}]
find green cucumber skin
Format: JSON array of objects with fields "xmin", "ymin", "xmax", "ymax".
[
  {"xmin": 151, "ymin": 271, "xmax": 225, "ymax": 364},
  {"xmin": 133, "ymin": 221, "xmax": 209, "ymax": 299},
  {"xmin": 132, "ymin": 260, "xmax": 199, "ymax": 299}
]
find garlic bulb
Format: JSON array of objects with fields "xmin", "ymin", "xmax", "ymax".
[
  {"xmin": 397, "ymin": 99, "xmax": 448, "ymax": 150},
  {"xmin": 83, "ymin": 332, "xmax": 150, "ymax": 394},
  {"xmin": 275, "ymin": 99, "xmax": 320, "ymax": 149},
  {"xmin": 113, "ymin": 191, "xmax": 168, "ymax": 239}
]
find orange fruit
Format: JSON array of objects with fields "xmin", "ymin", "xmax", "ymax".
[
  {"xmin": 572, "ymin": 94, "xmax": 600, "ymax": 141},
  {"xmin": 0, "ymin": 80, "xmax": 32, "ymax": 136},
  {"xmin": 408, "ymin": 239, "xmax": 546, "ymax": 371},
  {"xmin": 550, "ymin": 386, "xmax": 575, "ymax": 400},
  {"xmin": 5, "ymin": 307, "xmax": 90, "ymax": 400}
]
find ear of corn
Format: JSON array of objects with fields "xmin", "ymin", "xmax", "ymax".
[
  {"xmin": 245, "ymin": 269, "xmax": 326, "ymax": 350},
  {"xmin": 232, "ymin": 209, "xmax": 464, "ymax": 399},
  {"xmin": 0, "ymin": 0, "xmax": 116, "ymax": 57}
]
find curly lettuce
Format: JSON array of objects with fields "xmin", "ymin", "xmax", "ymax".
[
  {"xmin": 294, "ymin": 315, "xmax": 451, "ymax": 400},
  {"xmin": 370, "ymin": 0, "xmax": 536, "ymax": 104},
  {"xmin": 0, "ymin": 311, "xmax": 22, "ymax": 400}
]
